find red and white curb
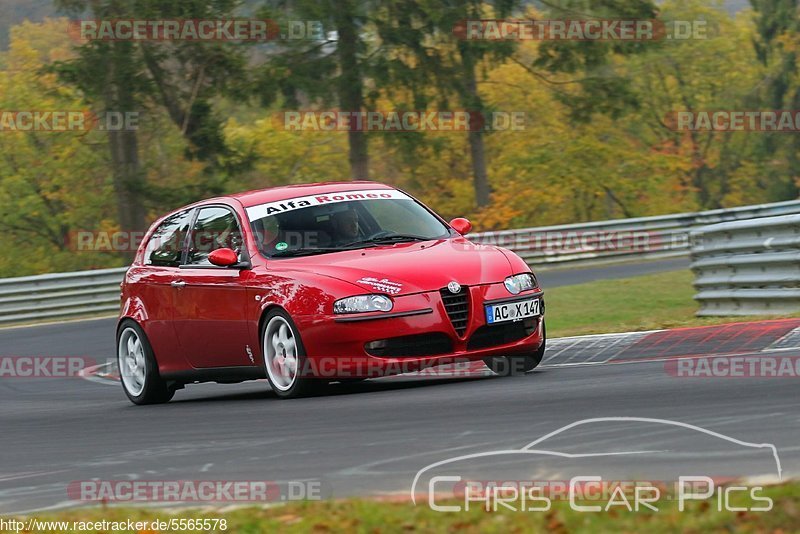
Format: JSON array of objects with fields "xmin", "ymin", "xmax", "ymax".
[{"xmin": 78, "ymin": 360, "xmax": 119, "ymax": 386}]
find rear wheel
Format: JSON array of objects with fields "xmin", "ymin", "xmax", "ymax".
[
  {"xmin": 484, "ymin": 321, "xmax": 546, "ymax": 376},
  {"xmin": 117, "ymin": 320, "xmax": 175, "ymax": 405},
  {"xmin": 262, "ymin": 309, "xmax": 324, "ymax": 399}
]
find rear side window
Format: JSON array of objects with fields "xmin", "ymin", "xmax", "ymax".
[
  {"xmin": 186, "ymin": 206, "xmax": 243, "ymax": 265},
  {"xmin": 144, "ymin": 211, "xmax": 192, "ymax": 267}
]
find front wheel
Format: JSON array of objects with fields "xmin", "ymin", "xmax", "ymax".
[
  {"xmin": 117, "ymin": 320, "xmax": 175, "ymax": 405},
  {"xmin": 484, "ymin": 321, "xmax": 546, "ymax": 376},
  {"xmin": 262, "ymin": 309, "xmax": 324, "ymax": 399}
]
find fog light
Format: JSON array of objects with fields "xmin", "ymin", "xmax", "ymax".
[{"xmin": 365, "ymin": 340, "xmax": 389, "ymax": 350}]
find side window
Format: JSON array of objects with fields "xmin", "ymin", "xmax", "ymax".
[
  {"xmin": 144, "ymin": 211, "xmax": 192, "ymax": 267},
  {"xmin": 186, "ymin": 206, "xmax": 243, "ymax": 265}
]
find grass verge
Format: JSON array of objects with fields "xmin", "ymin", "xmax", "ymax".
[
  {"xmin": 4, "ymin": 482, "xmax": 798, "ymax": 533},
  {"xmin": 544, "ymin": 270, "xmax": 799, "ymax": 338}
]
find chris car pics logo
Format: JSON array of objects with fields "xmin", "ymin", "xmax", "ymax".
[{"xmin": 411, "ymin": 417, "xmax": 781, "ymax": 513}]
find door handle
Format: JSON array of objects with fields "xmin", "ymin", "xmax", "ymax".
[{"xmin": 171, "ymin": 280, "xmax": 186, "ymax": 288}]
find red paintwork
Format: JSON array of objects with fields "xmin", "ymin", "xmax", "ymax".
[
  {"xmin": 449, "ymin": 217, "xmax": 472, "ymax": 235},
  {"xmin": 208, "ymin": 248, "xmax": 238, "ymax": 266},
  {"xmin": 119, "ymin": 181, "xmax": 544, "ymax": 382}
]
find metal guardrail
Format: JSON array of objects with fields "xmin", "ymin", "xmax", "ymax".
[
  {"xmin": 1, "ymin": 200, "xmax": 799, "ymax": 326},
  {"xmin": 0, "ymin": 267, "xmax": 127, "ymax": 325},
  {"xmin": 691, "ymin": 214, "xmax": 800, "ymax": 316},
  {"xmin": 470, "ymin": 199, "xmax": 800, "ymax": 267}
]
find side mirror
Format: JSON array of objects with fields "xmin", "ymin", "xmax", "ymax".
[
  {"xmin": 208, "ymin": 248, "xmax": 239, "ymax": 267},
  {"xmin": 449, "ymin": 217, "xmax": 472, "ymax": 235}
]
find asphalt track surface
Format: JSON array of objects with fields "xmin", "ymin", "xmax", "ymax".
[
  {"xmin": 536, "ymin": 256, "xmax": 691, "ymax": 288},
  {"xmin": 2, "ymin": 256, "xmax": 799, "ymax": 515}
]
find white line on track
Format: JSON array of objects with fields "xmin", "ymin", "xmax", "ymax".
[{"xmin": 765, "ymin": 326, "xmax": 800, "ymax": 351}]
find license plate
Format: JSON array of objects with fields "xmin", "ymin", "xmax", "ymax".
[{"xmin": 485, "ymin": 298, "xmax": 540, "ymax": 325}]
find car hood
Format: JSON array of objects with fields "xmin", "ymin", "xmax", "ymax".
[{"xmin": 273, "ymin": 237, "xmax": 515, "ymax": 295}]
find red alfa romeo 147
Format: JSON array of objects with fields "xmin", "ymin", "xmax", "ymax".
[{"xmin": 117, "ymin": 181, "xmax": 545, "ymax": 404}]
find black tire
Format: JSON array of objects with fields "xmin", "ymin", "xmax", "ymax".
[
  {"xmin": 117, "ymin": 319, "xmax": 175, "ymax": 405},
  {"xmin": 484, "ymin": 321, "xmax": 547, "ymax": 376},
  {"xmin": 261, "ymin": 309, "xmax": 326, "ymax": 399}
]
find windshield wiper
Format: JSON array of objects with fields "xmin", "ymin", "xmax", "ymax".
[
  {"xmin": 345, "ymin": 234, "xmax": 432, "ymax": 247},
  {"xmin": 270, "ymin": 247, "xmax": 346, "ymax": 258},
  {"xmin": 270, "ymin": 243, "xmax": 377, "ymax": 258},
  {"xmin": 270, "ymin": 235, "xmax": 431, "ymax": 257}
]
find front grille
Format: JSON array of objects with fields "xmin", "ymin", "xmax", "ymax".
[
  {"xmin": 440, "ymin": 286, "xmax": 470, "ymax": 336},
  {"xmin": 365, "ymin": 333, "xmax": 453, "ymax": 358},
  {"xmin": 467, "ymin": 318, "xmax": 538, "ymax": 351}
]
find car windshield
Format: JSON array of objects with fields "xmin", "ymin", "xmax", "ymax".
[{"xmin": 246, "ymin": 189, "xmax": 452, "ymax": 258}]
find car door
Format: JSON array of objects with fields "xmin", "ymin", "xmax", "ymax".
[
  {"xmin": 172, "ymin": 204, "xmax": 254, "ymax": 368},
  {"xmin": 133, "ymin": 209, "xmax": 194, "ymax": 371}
]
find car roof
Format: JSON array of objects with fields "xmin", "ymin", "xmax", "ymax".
[{"xmin": 228, "ymin": 181, "xmax": 398, "ymax": 208}]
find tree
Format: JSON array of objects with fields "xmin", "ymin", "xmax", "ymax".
[
  {"xmin": 750, "ymin": 0, "xmax": 800, "ymax": 201},
  {"xmin": 53, "ymin": 0, "xmax": 247, "ymax": 251},
  {"xmin": 623, "ymin": 0, "xmax": 765, "ymax": 209},
  {"xmin": 372, "ymin": 0, "xmax": 520, "ymax": 207},
  {"xmin": 0, "ymin": 20, "xmax": 119, "ymax": 275},
  {"xmin": 255, "ymin": 0, "xmax": 373, "ymax": 180},
  {"xmin": 52, "ymin": 1, "xmax": 149, "ymax": 241}
]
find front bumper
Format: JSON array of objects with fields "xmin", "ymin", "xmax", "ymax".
[{"xmin": 295, "ymin": 284, "xmax": 545, "ymax": 378}]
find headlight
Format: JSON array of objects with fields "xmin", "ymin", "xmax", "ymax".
[
  {"xmin": 334, "ymin": 295, "xmax": 394, "ymax": 314},
  {"xmin": 504, "ymin": 273, "xmax": 536, "ymax": 295}
]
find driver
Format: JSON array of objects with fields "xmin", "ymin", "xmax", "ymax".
[{"xmin": 331, "ymin": 208, "xmax": 360, "ymax": 244}]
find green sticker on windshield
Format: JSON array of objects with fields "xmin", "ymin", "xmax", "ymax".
[{"xmin": 275, "ymin": 242, "xmax": 288, "ymax": 251}]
